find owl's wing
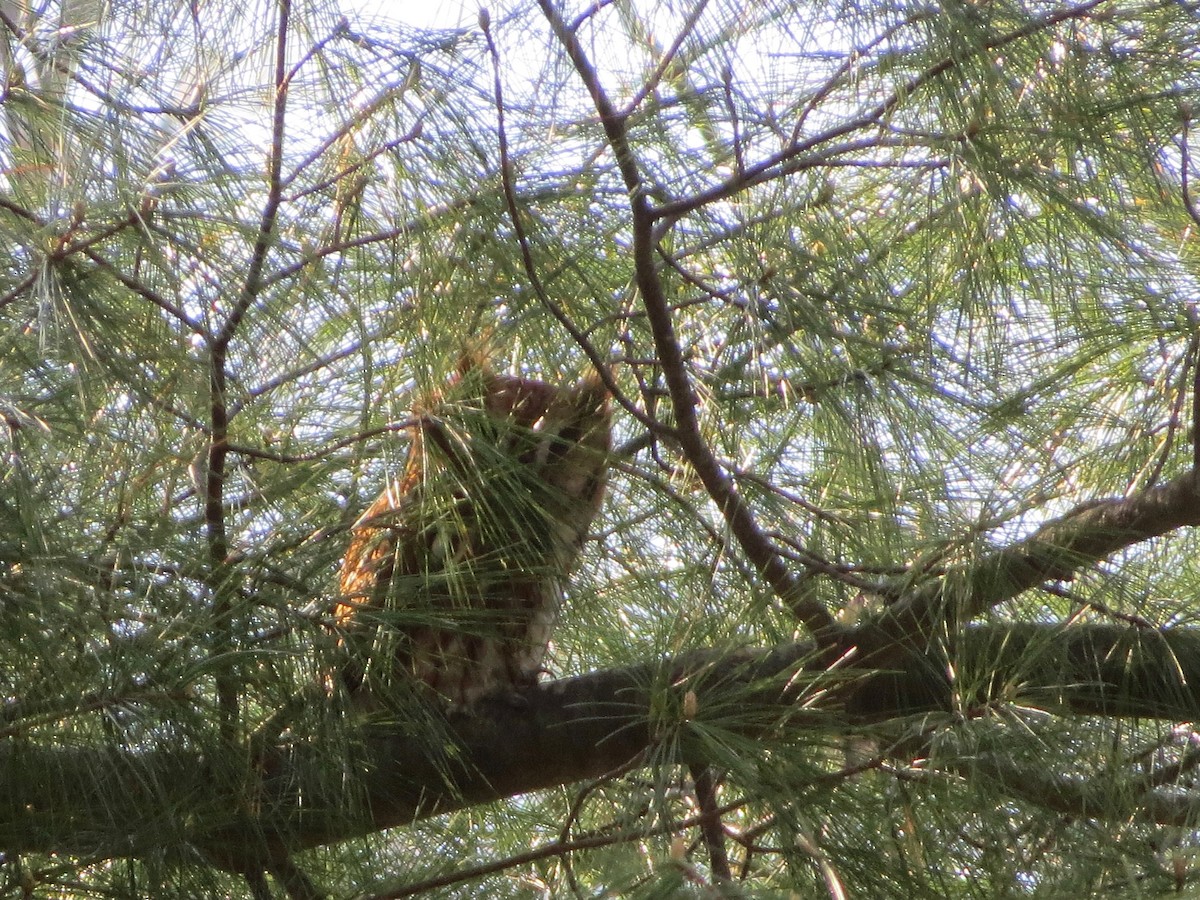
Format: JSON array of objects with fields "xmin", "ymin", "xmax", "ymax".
[{"xmin": 335, "ymin": 484, "xmax": 419, "ymax": 692}]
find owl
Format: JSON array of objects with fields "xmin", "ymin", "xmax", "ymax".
[{"xmin": 336, "ymin": 354, "xmax": 612, "ymax": 706}]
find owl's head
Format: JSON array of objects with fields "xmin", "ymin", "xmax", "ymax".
[{"xmin": 413, "ymin": 352, "xmax": 612, "ymax": 526}]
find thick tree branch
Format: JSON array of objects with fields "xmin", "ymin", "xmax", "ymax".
[
  {"xmin": 2, "ymin": 475, "xmax": 1196, "ymax": 868},
  {"xmin": 869, "ymin": 471, "xmax": 1200, "ymax": 651},
  {"xmin": 949, "ymin": 751, "xmax": 1200, "ymax": 829},
  {"xmin": 6, "ymin": 623, "xmax": 1200, "ymax": 866}
]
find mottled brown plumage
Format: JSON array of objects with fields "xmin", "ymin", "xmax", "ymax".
[{"xmin": 336, "ymin": 355, "xmax": 611, "ymax": 706}]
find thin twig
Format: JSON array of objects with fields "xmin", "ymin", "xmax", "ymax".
[
  {"xmin": 689, "ymin": 764, "xmax": 732, "ymax": 882},
  {"xmin": 81, "ymin": 246, "xmax": 204, "ymax": 333},
  {"xmin": 537, "ymin": 0, "xmax": 841, "ymax": 643},
  {"xmin": 224, "ymin": 419, "xmax": 417, "ymax": 465},
  {"xmin": 558, "ymin": 755, "xmax": 645, "ymax": 844},
  {"xmin": 480, "ymin": 12, "xmax": 658, "ymax": 434},
  {"xmin": 373, "ymin": 798, "xmax": 748, "ymax": 899},
  {"xmin": 1177, "ymin": 113, "xmax": 1200, "ymax": 484},
  {"xmin": 651, "ymin": 0, "xmax": 1108, "ymax": 224},
  {"xmin": 205, "ymin": 0, "xmax": 293, "ymax": 746},
  {"xmin": 618, "ymin": 0, "xmax": 711, "ymax": 118}
]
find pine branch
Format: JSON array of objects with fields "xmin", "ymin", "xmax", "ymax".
[{"xmin": 6, "ymin": 621, "xmax": 1200, "ymax": 863}]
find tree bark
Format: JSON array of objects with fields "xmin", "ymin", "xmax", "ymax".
[{"xmin": 4, "ymin": 622, "xmax": 1200, "ymax": 866}]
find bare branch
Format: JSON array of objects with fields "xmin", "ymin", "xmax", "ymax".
[
  {"xmin": 481, "ymin": 13, "xmax": 654, "ymax": 432},
  {"xmin": 204, "ymin": 0, "xmax": 295, "ymax": 745},
  {"xmin": 538, "ymin": 0, "xmax": 841, "ymax": 642}
]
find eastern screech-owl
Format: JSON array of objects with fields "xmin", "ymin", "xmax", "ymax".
[{"xmin": 336, "ymin": 354, "xmax": 611, "ymax": 706}]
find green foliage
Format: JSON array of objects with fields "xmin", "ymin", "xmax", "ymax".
[{"xmin": 3, "ymin": 0, "xmax": 1200, "ymax": 897}]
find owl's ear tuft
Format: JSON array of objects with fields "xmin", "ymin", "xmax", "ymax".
[
  {"xmin": 453, "ymin": 343, "xmax": 493, "ymax": 380},
  {"xmin": 579, "ymin": 364, "xmax": 613, "ymax": 396},
  {"xmin": 574, "ymin": 367, "xmax": 613, "ymax": 417},
  {"xmin": 445, "ymin": 344, "xmax": 504, "ymax": 413}
]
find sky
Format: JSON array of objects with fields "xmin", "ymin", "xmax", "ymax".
[{"xmin": 341, "ymin": 0, "xmax": 474, "ymax": 30}]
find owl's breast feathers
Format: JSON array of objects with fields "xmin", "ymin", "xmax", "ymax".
[{"xmin": 335, "ymin": 360, "xmax": 612, "ymax": 705}]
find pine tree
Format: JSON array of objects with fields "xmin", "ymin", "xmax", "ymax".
[{"xmin": 3, "ymin": 0, "xmax": 1200, "ymax": 896}]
